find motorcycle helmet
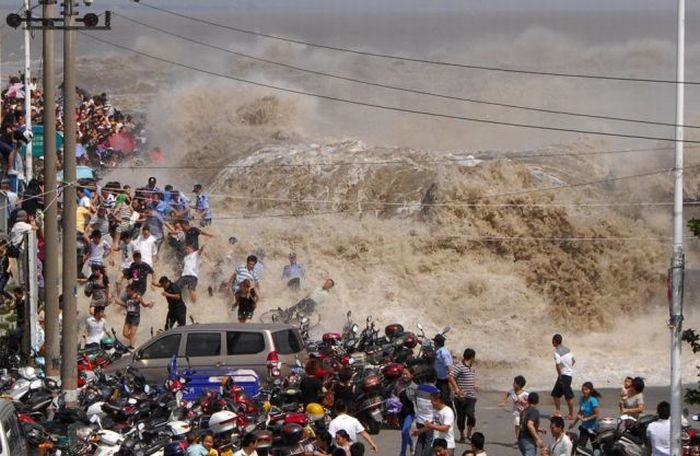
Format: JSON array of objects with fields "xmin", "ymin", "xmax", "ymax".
[
  {"xmin": 384, "ymin": 324, "xmax": 404, "ymax": 339},
  {"xmin": 306, "ymin": 403, "xmax": 325, "ymax": 422},
  {"xmin": 100, "ymin": 336, "xmax": 115, "ymax": 350},
  {"xmin": 209, "ymin": 410, "xmax": 238, "ymax": 434},
  {"xmin": 167, "ymin": 420, "xmax": 191, "ymax": 437},
  {"xmin": 362, "ymin": 375, "xmax": 382, "ymax": 393},
  {"xmin": 282, "ymin": 423, "xmax": 304, "ymax": 444},
  {"xmin": 163, "ymin": 441, "xmax": 188, "ymax": 456},
  {"xmin": 381, "ymin": 363, "xmax": 405, "ymax": 381},
  {"xmin": 256, "ymin": 430, "xmax": 273, "ymax": 449},
  {"xmin": 401, "ymin": 332, "xmax": 418, "ymax": 349},
  {"xmin": 18, "ymin": 366, "xmax": 36, "ymax": 379},
  {"xmin": 322, "ymin": 332, "xmax": 342, "ymax": 345},
  {"xmin": 283, "ymin": 412, "xmax": 309, "ymax": 427}
]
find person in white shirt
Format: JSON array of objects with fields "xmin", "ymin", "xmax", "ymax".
[
  {"xmin": 233, "ymin": 433, "xmax": 258, "ymax": 456},
  {"xmin": 179, "ymin": 244, "xmax": 200, "ymax": 304},
  {"xmin": 551, "ymin": 333, "xmax": 576, "ymax": 420},
  {"xmin": 328, "ymin": 400, "xmax": 378, "ymax": 452},
  {"xmin": 646, "ymin": 401, "xmax": 671, "ymax": 456},
  {"xmin": 414, "ymin": 392, "xmax": 455, "ymax": 452},
  {"xmin": 82, "ymin": 306, "xmax": 109, "ymax": 347},
  {"xmin": 548, "ymin": 416, "xmax": 573, "ymax": 456},
  {"xmin": 84, "ymin": 229, "xmax": 111, "ymax": 271},
  {"xmin": 134, "ymin": 225, "xmax": 158, "ymax": 268},
  {"xmin": 9, "ymin": 210, "xmax": 34, "ymax": 248}
]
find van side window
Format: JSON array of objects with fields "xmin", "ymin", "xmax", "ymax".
[
  {"xmin": 271, "ymin": 329, "xmax": 303, "ymax": 355},
  {"xmin": 141, "ymin": 334, "xmax": 181, "ymax": 360},
  {"xmin": 227, "ymin": 331, "xmax": 265, "ymax": 355},
  {"xmin": 186, "ymin": 333, "xmax": 221, "ymax": 357}
]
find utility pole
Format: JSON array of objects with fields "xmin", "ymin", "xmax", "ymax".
[
  {"xmin": 671, "ymin": 1, "xmax": 686, "ymax": 455},
  {"xmin": 6, "ymin": 1, "xmax": 110, "ymax": 404},
  {"xmin": 22, "ymin": 0, "xmax": 38, "ymax": 358},
  {"xmin": 60, "ymin": 0, "xmax": 78, "ymax": 406},
  {"xmin": 41, "ymin": 0, "xmax": 60, "ymax": 380}
]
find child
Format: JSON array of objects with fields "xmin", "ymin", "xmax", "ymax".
[
  {"xmin": 461, "ymin": 432, "xmax": 487, "ymax": 456},
  {"xmin": 116, "ymin": 283, "xmax": 153, "ymax": 349},
  {"xmin": 619, "ymin": 376, "xmax": 632, "ymax": 413},
  {"xmin": 186, "ymin": 431, "xmax": 207, "ymax": 456},
  {"xmin": 499, "ymin": 375, "xmax": 528, "ymax": 445}
]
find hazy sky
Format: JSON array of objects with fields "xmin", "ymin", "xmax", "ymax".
[{"xmin": 0, "ymin": 0, "xmax": 698, "ymax": 13}]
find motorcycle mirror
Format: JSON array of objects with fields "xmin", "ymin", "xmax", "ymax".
[
  {"xmin": 347, "ymin": 310, "xmax": 352, "ymax": 319},
  {"xmin": 352, "ymin": 324, "xmax": 359, "ymax": 334},
  {"xmin": 366, "ymin": 315, "xmax": 372, "ymax": 323},
  {"xmin": 416, "ymin": 323, "xmax": 423, "ymax": 331},
  {"xmin": 441, "ymin": 326, "xmax": 450, "ymax": 335}
]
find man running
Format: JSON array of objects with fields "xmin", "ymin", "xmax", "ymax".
[{"xmin": 152, "ymin": 276, "xmax": 187, "ymax": 330}]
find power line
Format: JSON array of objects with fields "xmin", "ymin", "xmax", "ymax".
[
  {"xmin": 133, "ymin": 0, "xmax": 700, "ymax": 87},
  {"xmin": 114, "ymin": 12, "xmax": 700, "ymax": 130},
  {"xmin": 79, "ymin": 32, "xmax": 700, "ymax": 144}
]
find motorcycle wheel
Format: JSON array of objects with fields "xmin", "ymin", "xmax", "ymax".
[{"xmin": 259, "ymin": 310, "xmax": 285, "ymax": 324}]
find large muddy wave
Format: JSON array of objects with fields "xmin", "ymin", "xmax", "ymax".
[{"xmin": 69, "ymin": 12, "xmax": 700, "ymax": 389}]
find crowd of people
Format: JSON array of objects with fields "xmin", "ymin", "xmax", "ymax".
[{"xmin": 372, "ymin": 333, "xmax": 671, "ymax": 456}]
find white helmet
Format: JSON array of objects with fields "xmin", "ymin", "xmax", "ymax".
[
  {"xmin": 18, "ymin": 366, "xmax": 36, "ymax": 379},
  {"xmin": 209, "ymin": 410, "xmax": 238, "ymax": 434},
  {"xmin": 167, "ymin": 420, "xmax": 191, "ymax": 437}
]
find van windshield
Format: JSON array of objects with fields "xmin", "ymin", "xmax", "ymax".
[{"xmin": 272, "ymin": 329, "xmax": 303, "ymax": 355}]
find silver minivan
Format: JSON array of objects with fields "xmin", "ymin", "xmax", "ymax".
[
  {"xmin": 106, "ymin": 323, "xmax": 307, "ymax": 384},
  {"xmin": 0, "ymin": 401, "xmax": 27, "ymax": 455}
]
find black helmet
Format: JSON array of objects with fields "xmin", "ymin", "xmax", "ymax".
[{"xmin": 282, "ymin": 423, "xmax": 304, "ymax": 444}]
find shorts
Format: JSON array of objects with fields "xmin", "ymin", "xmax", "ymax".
[
  {"xmin": 238, "ymin": 308, "xmax": 255, "ymax": 321},
  {"xmin": 287, "ymin": 278, "xmax": 301, "ymax": 291},
  {"xmin": 178, "ymin": 275, "xmax": 198, "ymax": 291},
  {"xmin": 115, "ymin": 221, "xmax": 131, "ymax": 235},
  {"xmin": 551, "ymin": 374, "xmax": 574, "ymax": 400},
  {"xmin": 125, "ymin": 314, "xmax": 140, "ymax": 326},
  {"xmin": 513, "ymin": 414, "xmax": 521, "ymax": 427},
  {"xmin": 166, "ymin": 307, "xmax": 186, "ymax": 330}
]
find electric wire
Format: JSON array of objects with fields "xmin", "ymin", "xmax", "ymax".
[
  {"xmin": 133, "ymin": 0, "xmax": 700, "ymax": 87},
  {"xmin": 114, "ymin": 12, "xmax": 700, "ymax": 130},
  {"xmin": 79, "ymin": 32, "xmax": 700, "ymax": 144}
]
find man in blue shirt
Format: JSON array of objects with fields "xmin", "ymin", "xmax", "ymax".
[
  {"xmin": 282, "ymin": 252, "xmax": 305, "ymax": 291},
  {"xmin": 192, "ymin": 184, "xmax": 212, "ymax": 227},
  {"xmin": 434, "ymin": 334, "xmax": 453, "ymax": 407}
]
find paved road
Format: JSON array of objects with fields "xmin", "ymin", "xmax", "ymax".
[{"xmin": 367, "ymin": 386, "xmax": 686, "ymax": 456}]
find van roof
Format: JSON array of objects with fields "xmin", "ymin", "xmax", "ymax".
[{"xmin": 162, "ymin": 323, "xmax": 299, "ymax": 333}]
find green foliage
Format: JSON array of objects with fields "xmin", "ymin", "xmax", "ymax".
[
  {"xmin": 688, "ymin": 219, "xmax": 700, "ymax": 237},
  {"xmin": 683, "ymin": 329, "xmax": 700, "ymax": 404}
]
